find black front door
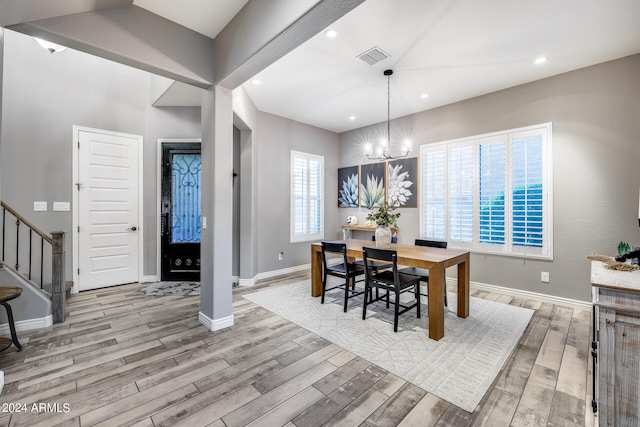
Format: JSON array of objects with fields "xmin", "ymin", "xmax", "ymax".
[{"xmin": 161, "ymin": 142, "xmax": 201, "ymax": 281}]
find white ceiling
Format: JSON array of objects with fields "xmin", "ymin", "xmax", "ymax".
[{"xmin": 139, "ymin": 0, "xmax": 640, "ymax": 133}]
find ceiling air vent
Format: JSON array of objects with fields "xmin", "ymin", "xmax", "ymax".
[{"xmin": 357, "ymin": 46, "xmax": 390, "ymax": 65}]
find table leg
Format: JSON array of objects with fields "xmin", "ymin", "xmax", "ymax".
[
  {"xmin": 427, "ymin": 264, "xmax": 445, "ymax": 341},
  {"xmin": 0, "ymin": 301, "xmax": 22, "ymax": 351},
  {"xmin": 311, "ymin": 246, "xmax": 322, "ymax": 297},
  {"xmin": 457, "ymin": 255, "xmax": 470, "ymax": 318}
]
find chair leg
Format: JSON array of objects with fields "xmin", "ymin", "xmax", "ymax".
[
  {"xmin": 444, "ymin": 287, "xmax": 448, "ymax": 307},
  {"xmin": 343, "ymin": 279, "xmax": 350, "ymax": 312},
  {"xmin": 362, "ymin": 283, "xmax": 369, "ymax": 320},
  {"xmin": 321, "ymin": 277, "xmax": 327, "ymax": 304},
  {"xmin": 415, "ymin": 284, "xmax": 421, "ymax": 319},
  {"xmin": 393, "ymin": 290, "xmax": 400, "ymax": 332},
  {"xmin": 385, "ymin": 290, "xmax": 390, "ymax": 308}
]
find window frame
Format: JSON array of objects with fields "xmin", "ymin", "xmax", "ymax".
[
  {"xmin": 420, "ymin": 123, "xmax": 553, "ymax": 260},
  {"xmin": 290, "ymin": 150, "xmax": 325, "ymax": 243}
]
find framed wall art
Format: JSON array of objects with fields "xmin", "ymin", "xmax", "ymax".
[
  {"xmin": 338, "ymin": 165, "xmax": 359, "ymax": 207},
  {"xmin": 387, "ymin": 157, "xmax": 417, "ymax": 207},
  {"xmin": 359, "ymin": 162, "xmax": 386, "ymax": 209}
]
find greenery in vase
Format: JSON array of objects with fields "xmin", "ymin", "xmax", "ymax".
[
  {"xmin": 618, "ymin": 241, "xmax": 631, "ymax": 255},
  {"xmin": 366, "ymin": 202, "xmax": 401, "ymax": 228}
]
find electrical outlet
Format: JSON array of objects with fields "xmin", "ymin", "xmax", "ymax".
[
  {"xmin": 541, "ymin": 271, "xmax": 550, "ymax": 283},
  {"xmin": 278, "ymin": 252, "xmax": 284, "ymax": 261}
]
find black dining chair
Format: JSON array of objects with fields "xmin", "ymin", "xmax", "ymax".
[
  {"xmin": 398, "ymin": 239, "xmax": 449, "ymax": 306},
  {"xmin": 353, "ymin": 235, "xmax": 393, "ymax": 274},
  {"xmin": 321, "ymin": 241, "xmax": 366, "ymax": 312},
  {"xmin": 362, "ymin": 247, "xmax": 421, "ymax": 332}
]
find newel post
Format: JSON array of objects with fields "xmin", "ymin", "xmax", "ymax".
[{"xmin": 51, "ymin": 231, "xmax": 65, "ymax": 324}]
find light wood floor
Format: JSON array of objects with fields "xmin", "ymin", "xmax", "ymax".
[{"xmin": 0, "ymin": 273, "xmax": 595, "ymax": 426}]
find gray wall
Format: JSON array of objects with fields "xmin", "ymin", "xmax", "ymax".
[
  {"xmin": 1, "ymin": 29, "xmax": 203, "ymax": 281},
  {"xmin": 339, "ymin": 54, "xmax": 640, "ymax": 302},
  {"xmin": 0, "ymin": 270, "xmax": 50, "ymax": 323},
  {"xmin": 257, "ymin": 111, "xmax": 340, "ymax": 273},
  {"xmin": 1, "ymin": 29, "xmax": 150, "ymax": 280}
]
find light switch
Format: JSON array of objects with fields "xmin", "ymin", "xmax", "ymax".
[
  {"xmin": 34, "ymin": 201, "xmax": 47, "ymax": 211},
  {"xmin": 202, "ymin": 216, "xmax": 207, "ymax": 229},
  {"xmin": 53, "ymin": 202, "xmax": 70, "ymax": 211}
]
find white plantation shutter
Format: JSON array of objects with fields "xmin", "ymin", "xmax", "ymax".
[
  {"xmin": 449, "ymin": 145, "xmax": 474, "ymax": 243},
  {"xmin": 420, "ymin": 123, "xmax": 552, "ymax": 259},
  {"xmin": 422, "ymin": 149, "xmax": 446, "ymax": 240},
  {"xmin": 308, "ymin": 158, "xmax": 322, "ymax": 235},
  {"xmin": 290, "ymin": 151, "xmax": 324, "ymax": 242},
  {"xmin": 511, "ymin": 132, "xmax": 544, "ymax": 249},
  {"xmin": 478, "ymin": 139, "xmax": 506, "ymax": 246}
]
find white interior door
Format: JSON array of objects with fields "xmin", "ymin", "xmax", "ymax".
[{"xmin": 75, "ymin": 127, "xmax": 142, "ymax": 291}]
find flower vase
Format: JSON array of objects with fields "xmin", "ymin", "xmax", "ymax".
[{"xmin": 375, "ymin": 225, "xmax": 392, "ymax": 248}]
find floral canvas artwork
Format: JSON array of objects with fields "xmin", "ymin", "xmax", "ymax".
[
  {"xmin": 360, "ymin": 163, "xmax": 386, "ymax": 209},
  {"xmin": 387, "ymin": 157, "xmax": 417, "ymax": 207},
  {"xmin": 338, "ymin": 166, "xmax": 359, "ymax": 207}
]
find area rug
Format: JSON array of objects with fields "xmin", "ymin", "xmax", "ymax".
[
  {"xmin": 243, "ymin": 279, "xmax": 533, "ymax": 412},
  {"xmin": 130, "ymin": 281, "xmax": 200, "ymax": 296}
]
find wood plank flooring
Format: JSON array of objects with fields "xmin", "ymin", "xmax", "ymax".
[{"xmin": 0, "ymin": 273, "xmax": 595, "ymax": 426}]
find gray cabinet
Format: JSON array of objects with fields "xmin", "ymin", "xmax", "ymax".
[{"xmin": 592, "ymin": 261, "xmax": 640, "ymax": 427}]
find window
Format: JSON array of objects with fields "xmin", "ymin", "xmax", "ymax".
[
  {"xmin": 290, "ymin": 151, "xmax": 324, "ymax": 242},
  {"xmin": 421, "ymin": 123, "xmax": 552, "ymax": 259}
]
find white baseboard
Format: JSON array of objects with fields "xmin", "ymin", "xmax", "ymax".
[
  {"xmin": 142, "ymin": 275, "xmax": 158, "ymax": 284},
  {"xmin": 199, "ymin": 311, "xmax": 234, "ymax": 331},
  {"xmin": 0, "ymin": 371, "xmax": 4, "ymax": 395},
  {"xmin": 235, "ymin": 263, "xmax": 591, "ymax": 311},
  {"xmin": 450, "ymin": 278, "xmax": 592, "ymax": 311},
  {"xmin": 0, "ymin": 315, "xmax": 53, "ymax": 335},
  {"xmin": 238, "ymin": 263, "xmax": 311, "ymax": 287}
]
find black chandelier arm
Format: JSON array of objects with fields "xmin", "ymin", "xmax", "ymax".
[{"xmin": 363, "ymin": 69, "xmax": 413, "ymax": 162}]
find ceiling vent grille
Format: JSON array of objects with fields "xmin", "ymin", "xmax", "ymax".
[{"xmin": 357, "ymin": 46, "xmax": 390, "ymax": 65}]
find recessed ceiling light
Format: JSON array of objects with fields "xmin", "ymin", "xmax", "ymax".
[
  {"xmin": 534, "ymin": 57, "xmax": 548, "ymax": 65},
  {"xmin": 252, "ymin": 79, "xmax": 261, "ymax": 85},
  {"xmin": 420, "ymin": 93, "xmax": 429, "ymax": 99},
  {"xmin": 325, "ymin": 29, "xmax": 338, "ymax": 38},
  {"xmin": 349, "ymin": 116, "xmax": 356, "ymax": 121}
]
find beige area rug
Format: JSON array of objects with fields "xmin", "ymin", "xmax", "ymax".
[{"xmin": 243, "ymin": 279, "xmax": 533, "ymax": 412}]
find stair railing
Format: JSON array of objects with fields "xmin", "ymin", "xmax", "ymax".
[{"xmin": 1, "ymin": 201, "xmax": 66, "ymax": 323}]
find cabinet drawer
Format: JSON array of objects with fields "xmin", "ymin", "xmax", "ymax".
[{"xmin": 596, "ymin": 287, "xmax": 640, "ymax": 311}]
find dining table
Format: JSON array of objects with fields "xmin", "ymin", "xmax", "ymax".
[{"xmin": 310, "ymin": 239, "xmax": 470, "ymax": 341}]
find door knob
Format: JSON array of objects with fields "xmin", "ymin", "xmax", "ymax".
[{"xmin": 128, "ymin": 226, "xmax": 137, "ymax": 231}]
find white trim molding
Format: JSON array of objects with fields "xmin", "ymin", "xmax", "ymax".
[
  {"xmin": 446, "ymin": 277, "xmax": 591, "ymax": 311},
  {"xmin": 199, "ymin": 311, "xmax": 234, "ymax": 331},
  {"xmin": 236, "ymin": 262, "xmax": 590, "ymax": 311},
  {"xmin": 238, "ymin": 263, "xmax": 312, "ymax": 287},
  {"xmin": 0, "ymin": 315, "xmax": 53, "ymax": 336}
]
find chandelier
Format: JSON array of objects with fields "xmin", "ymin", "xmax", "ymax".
[{"xmin": 364, "ymin": 69, "xmax": 412, "ymax": 161}]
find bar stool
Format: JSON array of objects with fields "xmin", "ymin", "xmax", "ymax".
[{"xmin": 0, "ymin": 286, "xmax": 23, "ymax": 352}]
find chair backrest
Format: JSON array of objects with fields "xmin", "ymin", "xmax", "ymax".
[
  {"xmin": 321, "ymin": 241, "xmax": 348, "ymax": 276},
  {"xmin": 415, "ymin": 239, "xmax": 447, "ymax": 249},
  {"xmin": 362, "ymin": 246, "xmax": 398, "ymax": 283}
]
